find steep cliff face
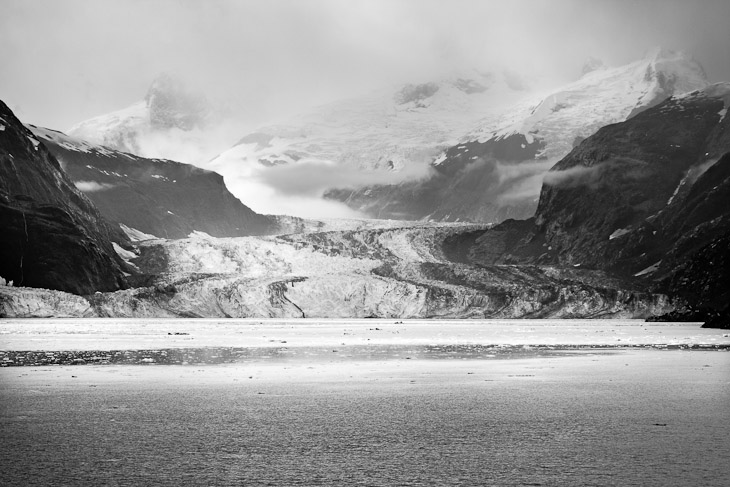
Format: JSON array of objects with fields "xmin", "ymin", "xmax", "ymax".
[
  {"xmin": 531, "ymin": 85, "xmax": 728, "ymax": 272},
  {"xmin": 0, "ymin": 101, "xmax": 129, "ymax": 294},
  {"xmin": 645, "ymin": 152, "xmax": 730, "ymax": 327},
  {"xmin": 656, "ymin": 154, "xmax": 730, "ymax": 279},
  {"xmin": 30, "ymin": 126, "xmax": 276, "ymax": 239}
]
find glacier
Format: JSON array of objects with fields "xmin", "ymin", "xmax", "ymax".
[{"xmin": 0, "ymin": 223, "xmax": 672, "ymax": 319}]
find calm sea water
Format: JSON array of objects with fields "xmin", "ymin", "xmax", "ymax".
[{"xmin": 1, "ymin": 348, "xmax": 728, "ymax": 486}]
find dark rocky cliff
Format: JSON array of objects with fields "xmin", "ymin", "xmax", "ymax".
[
  {"xmin": 30, "ymin": 126, "xmax": 276, "ymax": 239},
  {"xmin": 646, "ymin": 153, "xmax": 730, "ymax": 328},
  {"xmin": 445, "ymin": 83, "xmax": 730, "ymax": 327},
  {"xmin": 0, "ymin": 101, "xmax": 128, "ymax": 294},
  {"xmin": 531, "ymin": 87, "xmax": 728, "ymax": 273}
]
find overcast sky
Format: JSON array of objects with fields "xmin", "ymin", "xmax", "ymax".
[{"xmin": 2, "ymin": 0, "xmax": 729, "ymax": 130}]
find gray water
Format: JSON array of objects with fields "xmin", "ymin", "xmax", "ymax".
[{"xmin": 1, "ymin": 351, "xmax": 728, "ymax": 486}]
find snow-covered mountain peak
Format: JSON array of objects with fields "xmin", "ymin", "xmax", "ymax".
[
  {"xmin": 466, "ymin": 50, "xmax": 710, "ymax": 158},
  {"xmin": 67, "ymin": 101, "xmax": 148, "ymax": 154},
  {"xmin": 144, "ymin": 72, "xmax": 211, "ymax": 131},
  {"xmin": 67, "ymin": 74, "xmax": 241, "ymax": 166}
]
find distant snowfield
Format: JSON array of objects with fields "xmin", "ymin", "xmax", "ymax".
[{"xmin": 1, "ymin": 319, "xmax": 727, "ymax": 352}]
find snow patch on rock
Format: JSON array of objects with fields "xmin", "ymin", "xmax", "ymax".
[
  {"xmin": 634, "ymin": 261, "xmax": 662, "ymax": 277},
  {"xmin": 120, "ymin": 224, "xmax": 157, "ymax": 242},
  {"xmin": 609, "ymin": 228, "xmax": 631, "ymax": 240}
]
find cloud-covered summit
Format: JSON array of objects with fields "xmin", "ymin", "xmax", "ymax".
[{"xmin": 1, "ymin": 0, "xmax": 729, "ymax": 131}]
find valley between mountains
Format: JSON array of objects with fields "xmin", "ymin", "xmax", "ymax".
[{"xmin": 1, "ymin": 52, "xmax": 728, "ymax": 325}]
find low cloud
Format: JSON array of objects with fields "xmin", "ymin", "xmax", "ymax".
[
  {"xmin": 497, "ymin": 173, "xmax": 549, "ymax": 203},
  {"xmin": 221, "ymin": 171, "xmax": 367, "ymax": 219},
  {"xmin": 690, "ymin": 157, "xmax": 719, "ymax": 182},
  {"xmin": 258, "ymin": 158, "xmax": 435, "ymax": 198},
  {"xmin": 542, "ymin": 156, "xmax": 657, "ymax": 189},
  {"xmin": 542, "ymin": 164, "xmax": 602, "ymax": 187},
  {"xmin": 135, "ymin": 122, "xmax": 251, "ymax": 167},
  {"xmin": 496, "ymin": 159, "xmax": 557, "ymax": 184},
  {"xmin": 218, "ymin": 154, "xmax": 438, "ymax": 218},
  {"xmin": 75, "ymin": 180, "xmax": 116, "ymax": 192},
  {"xmin": 495, "ymin": 159, "xmax": 559, "ymax": 203}
]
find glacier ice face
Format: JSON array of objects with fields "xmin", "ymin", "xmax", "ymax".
[
  {"xmin": 0, "ymin": 287, "xmax": 94, "ymax": 318},
  {"xmin": 1, "ymin": 223, "xmax": 673, "ymax": 319}
]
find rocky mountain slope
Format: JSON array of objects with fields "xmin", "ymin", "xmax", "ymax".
[
  {"xmin": 328, "ymin": 49, "xmax": 709, "ymax": 222},
  {"xmin": 29, "ymin": 126, "xmax": 277, "ymax": 239},
  {"xmin": 532, "ymin": 84, "xmax": 730, "ymax": 272},
  {"xmin": 487, "ymin": 83, "xmax": 730, "ymax": 270},
  {"xmin": 638, "ymin": 148, "xmax": 730, "ymax": 327},
  {"xmin": 445, "ymin": 82, "xmax": 730, "ymax": 326},
  {"xmin": 0, "ymin": 223, "xmax": 671, "ymax": 319},
  {"xmin": 0, "ymin": 101, "xmax": 129, "ymax": 295}
]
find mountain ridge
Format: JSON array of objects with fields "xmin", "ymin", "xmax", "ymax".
[
  {"xmin": 0, "ymin": 100, "xmax": 129, "ymax": 295},
  {"xmin": 328, "ymin": 49, "xmax": 710, "ymax": 222},
  {"xmin": 443, "ymin": 82, "xmax": 730, "ymax": 326},
  {"xmin": 30, "ymin": 125, "xmax": 278, "ymax": 239}
]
